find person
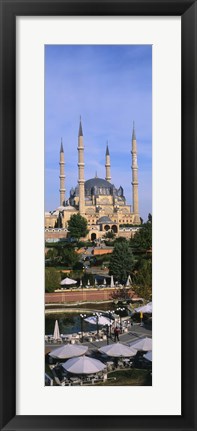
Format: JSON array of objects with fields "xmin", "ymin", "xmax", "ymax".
[{"xmin": 114, "ymin": 326, "xmax": 120, "ymax": 342}]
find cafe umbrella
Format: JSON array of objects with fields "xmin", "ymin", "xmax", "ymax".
[
  {"xmin": 110, "ymin": 275, "xmax": 114, "ymax": 288},
  {"xmin": 129, "ymin": 337, "xmax": 152, "ymax": 352},
  {"xmin": 53, "ymin": 320, "xmax": 61, "ymax": 341},
  {"xmin": 99, "ymin": 342, "xmax": 136, "ymax": 358},
  {"xmin": 126, "ymin": 275, "xmax": 132, "ymax": 286},
  {"xmin": 84, "ymin": 314, "xmax": 112, "ymax": 341},
  {"xmin": 134, "ymin": 302, "xmax": 152, "ymax": 314},
  {"xmin": 49, "ymin": 344, "xmax": 88, "ymax": 359},
  {"xmin": 60, "ymin": 277, "xmax": 77, "ymax": 286},
  {"xmin": 84, "ymin": 315, "xmax": 112, "ymax": 326},
  {"xmin": 62, "ymin": 356, "xmax": 106, "ymax": 374},
  {"xmin": 143, "ymin": 351, "xmax": 152, "ymax": 362}
]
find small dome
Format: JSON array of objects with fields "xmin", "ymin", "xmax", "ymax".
[
  {"xmin": 57, "ymin": 206, "xmax": 66, "ymax": 211},
  {"xmin": 97, "ymin": 216, "xmax": 114, "ymax": 224},
  {"xmin": 63, "ymin": 206, "xmax": 76, "ymax": 211}
]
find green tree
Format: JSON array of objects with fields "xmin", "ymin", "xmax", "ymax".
[
  {"xmin": 114, "ymin": 236, "xmax": 127, "ymax": 244},
  {"xmin": 45, "ymin": 268, "xmax": 61, "ymax": 292},
  {"xmin": 130, "ymin": 214, "xmax": 152, "ymax": 250},
  {"xmin": 111, "ymin": 287, "xmax": 132, "ymax": 302},
  {"xmin": 54, "ymin": 212, "xmax": 63, "ymax": 228},
  {"xmin": 46, "ymin": 248, "xmax": 58, "ymax": 265},
  {"xmin": 132, "ymin": 258, "xmax": 152, "ymax": 300},
  {"xmin": 109, "ymin": 241, "xmax": 134, "ymax": 283},
  {"xmin": 58, "ymin": 246, "xmax": 79, "ymax": 268},
  {"xmin": 104, "ymin": 230, "xmax": 115, "ymax": 239},
  {"xmin": 67, "ymin": 213, "xmax": 89, "ymax": 242}
]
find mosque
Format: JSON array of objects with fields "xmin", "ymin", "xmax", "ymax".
[{"xmin": 45, "ymin": 120, "xmax": 141, "ymax": 241}]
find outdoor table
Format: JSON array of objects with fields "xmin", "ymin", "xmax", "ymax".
[
  {"xmin": 123, "ymin": 358, "xmax": 130, "ymax": 366},
  {"xmin": 70, "ymin": 377, "xmax": 81, "ymax": 385},
  {"xmin": 86, "ymin": 374, "xmax": 95, "ymax": 381}
]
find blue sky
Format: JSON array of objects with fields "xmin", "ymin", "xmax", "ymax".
[{"xmin": 45, "ymin": 45, "xmax": 152, "ymax": 221}]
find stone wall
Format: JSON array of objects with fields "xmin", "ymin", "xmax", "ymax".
[{"xmin": 45, "ymin": 288, "xmax": 115, "ymax": 303}]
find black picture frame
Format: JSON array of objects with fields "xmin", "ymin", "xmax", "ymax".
[{"xmin": 0, "ymin": 0, "xmax": 197, "ymax": 430}]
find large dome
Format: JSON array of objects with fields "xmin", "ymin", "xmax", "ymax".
[
  {"xmin": 85, "ymin": 177, "xmax": 113, "ymax": 197},
  {"xmin": 85, "ymin": 177, "xmax": 112, "ymax": 189},
  {"xmin": 69, "ymin": 176, "xmax": 125, "ymax": 202}
]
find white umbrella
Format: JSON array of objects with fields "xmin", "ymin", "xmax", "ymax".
[
  {"xmin": 99, "ymin": 342, "xmax": 136, "ymax": 357},
  {"xmin": 53, "ymin": 320, "xmax": 61, "ymax": 340},
  {"xmin": 84, "ymin": 315, "xmax": 112, "ymax": 326},
  {"xmin": 62, "ymin": 356, "xmax": 106, "ymax": 374},
  {"xmin": 126, "ymin": 275, "xmax": 132, "ymax": 286},
  {"xmin": 60, "ymin": 277, "xmax": 77, "ymax": 286},
  {"xmin": 80, "ymin": 280, "xmax": 82, "ymax": 287},
  {"xmin": 110, "ymin": 275, "xmax": 114, "ymax": 288},
  {"xmin": 143, "ymin": 351, "xmax": 152, "ymax": 362},
  {"xmin": 103, "ymin": 278, "xmax": 106, "ymax": 285},
  {"xmin": 94, "ymin": 278, "xmax": 98, "ymax": 285},
  {"xmin": 49, "ymin": 344, "xmax": 88, "ymax": 359},
  {"xmin": 134, "ymin": 302, "xmax": 152, "ymax": 313},
  {"xmin": 87, "ymin": 279, "xmax": 90, "ymax": 286},
  {"xmin": 129, "ymin": 337, "xmax": 152, "ymax": 352}
]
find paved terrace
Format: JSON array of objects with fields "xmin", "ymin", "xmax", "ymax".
[{"xmin": 45, "ymin": 322, "xmax": 152, "ymax": 354}]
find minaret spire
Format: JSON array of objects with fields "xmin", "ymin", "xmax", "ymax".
[
  {"xmin": 132, "ymin": 121, "xmax": 136, "ymax": 140},
  {"xmin": 59, "ymin": 138, "xmax": 65, "ymax": 206},
  {"xmin": 78, "ymin": 116, "xmax": 83, "ymax": 137},
  {"xmin": 77, "ymin": 118, "xmax": 85, "ymax": 215},
  {"xmin": 131, "ymin": 122, "xmax": 140, "ymax": 223},
  {"xmin": 105, "ymin": 141, "xmax": 111, "ymax": 182},
  {"xmin": 60, "ymin": 137, "xmax": 64, "ymax": 153}
]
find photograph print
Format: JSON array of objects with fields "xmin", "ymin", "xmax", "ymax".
[{"xmin": 44, "ymin": 45, "xmax": 152, "ymax": 387}]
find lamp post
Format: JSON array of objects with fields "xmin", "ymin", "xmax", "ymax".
[
  {"xmin": 106, "ymin": 324, "xmax": 110, "ymax": 345},
  {"xmin": 116, "ymin": 307, "xmax": 125, "ymax": 333},
  {"xmin": 96, "ymin": 313, "xmax": 99, "ymax": 337},
  {"xmin": 107, "ymin": 310, "xmax": 115, "ymax": 338},
  {"xmin": 93, "ymin": 312, "xmax": 101, "ymax": 338},
  {"xmin": 80, "ymin": 313, "xmax": 86, "ymax": 343}
]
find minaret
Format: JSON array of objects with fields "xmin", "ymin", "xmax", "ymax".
[
  {"xmin": 105, "ymin": 142, "xmax": 111, "ymax": 182},
  {"xmin": 77, "ymin": 118, "xmax": 85, "ymax": 215},
  {"xmin": 131, "ymin": 122, "xmax": 140, "ymax": 221},
  {"xmin": 59, "ymin": 138, "xmax": 65, "ymax": 206}
]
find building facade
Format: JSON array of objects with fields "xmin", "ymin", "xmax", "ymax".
[{"xmin": 45, "ymin": 120, "xmax": 141, "ymax": 240}]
